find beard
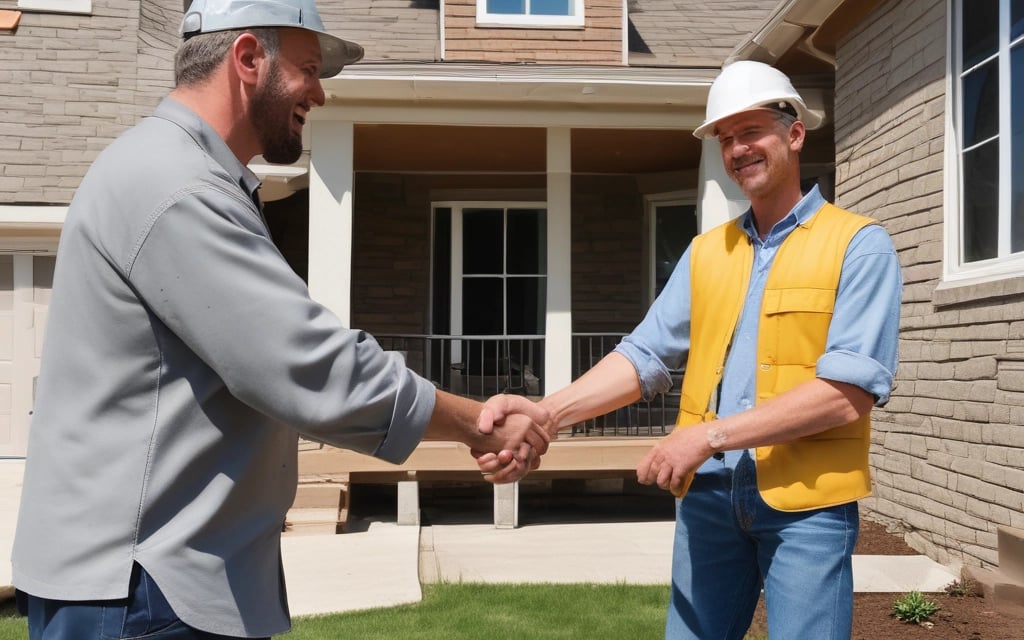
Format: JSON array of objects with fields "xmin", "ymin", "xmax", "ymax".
[{"xmin": 250, "ymin": 60, "xmax": 303, "ymax": 165}]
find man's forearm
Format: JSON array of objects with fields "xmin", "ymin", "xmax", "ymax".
[
  {"xmin": 540, "ymin": 352, "xmax": 642, "ymax": 433},
  {"xmin": 701, "ymin": 377, "xmax": 874, "ymax": 454}
]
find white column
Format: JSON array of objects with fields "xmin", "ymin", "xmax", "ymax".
[
  {"xmin": 544, "ymin": 127, "xmax": 573, "ymax": 395},
  {"xmin": 307, "ymin": 121, "xmax": 355, "ymax": 325},
  {"xmin": 696, "ymin": 138, "xmax": 748, "ymax": 232}
]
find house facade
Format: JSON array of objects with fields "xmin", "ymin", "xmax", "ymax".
[{"xmin": 2, "ymin": 0, "xmax": 1022, "ymax": 572}]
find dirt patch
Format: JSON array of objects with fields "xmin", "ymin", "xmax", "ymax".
[{"xmin": 745, "ymin": 519, "xmax": 1019, "ymax": 639}]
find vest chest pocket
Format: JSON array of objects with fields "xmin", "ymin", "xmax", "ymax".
[{"xmin": 762, "ymin": 287, "xmax": 835, "ymax": 366}]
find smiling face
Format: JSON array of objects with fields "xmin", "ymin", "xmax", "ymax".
[
  {"xmin": 715, "ymin": 109, "xmax": 804, "ymax": 204},
  {"xmin": 249, "ymin": 28, "xmax": 326, "ymax": 164}
]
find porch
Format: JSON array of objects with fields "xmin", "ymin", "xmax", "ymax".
[{"xmin": 291, "ymin": 333, "xmax": 682, "ymax": 532}]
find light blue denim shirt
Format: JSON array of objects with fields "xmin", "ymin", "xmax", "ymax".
[{"xmin": 615, "ymin": 186, "xmax": 901, "ymax": 465}]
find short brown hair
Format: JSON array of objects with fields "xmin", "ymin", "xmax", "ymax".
[{"xmin": 174, "ymin": 28, "xmax": 279, "ymax": 87}]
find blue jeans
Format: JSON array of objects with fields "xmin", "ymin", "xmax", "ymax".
[
  {"xmin": 18, "ymin": 563, "xmax": 267, "ymax": 640},
  {"xmin": 665, "ymin": 451, "xmax": 859, "ymax": 640}
]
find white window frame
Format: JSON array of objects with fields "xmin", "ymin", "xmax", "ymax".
[
  {"xmin": 17, "ymin": 0, "xmax": 91, "ymax": 14},
  {"xmin": 476, "ymin": 0, "xmax": 584, "ymax": 28},
  {"xmin": 644, "ymin": 190, "xmax": 697, "ymax": 305},
  {"xmin": 436, "ymin": 201, "xmax": 548, "ymax": 359},
  {"xmin": 944, "ymin": 0, "xmax": 1024, "ymax": 285}
]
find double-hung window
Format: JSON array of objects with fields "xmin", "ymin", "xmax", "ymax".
[
  {"xmin": 949, "ymin": 0, "xmax": 1024, "ymax": 279},
  {"xmin": 476, "ymin": 0, "xmax": 584, "ymax": 28}
]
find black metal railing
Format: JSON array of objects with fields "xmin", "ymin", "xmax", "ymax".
[
  {"xmin": 374, "ymin": 334, "xmax": 544, "ymax": 398},
  {"xmin": 373, "ymin": 332, "xmax": 680, "ymax": 437},
  {"xmin": 569, "ymin": 333, "xmax": 681, "ymax": 438}
]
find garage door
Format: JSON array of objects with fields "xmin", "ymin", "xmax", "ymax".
[{"xmin": 0, "ymin": 254, "xmax": 54, "ymax": 457}]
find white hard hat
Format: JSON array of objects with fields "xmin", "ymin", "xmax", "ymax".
[
  {"xmin": 693, "ymin": 60, "xmax": 822, "ymax": 139},
  {"xmin": 181, "ymin": 0, "xmax": 364, "ymax": 78}
]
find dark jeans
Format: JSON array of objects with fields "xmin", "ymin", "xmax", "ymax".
[{"xmin": 17, "ymin": 563, "xmax": 268, "ymax": 640}]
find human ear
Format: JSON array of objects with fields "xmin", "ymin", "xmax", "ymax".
[
  {"xmin": 230, "ymin": 32, "xmax": 264, "ymax": 86},
  {"xmin": 789, "ymin": 120, "xmax": 806, "ymax": 152}
]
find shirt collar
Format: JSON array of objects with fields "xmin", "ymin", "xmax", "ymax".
[
  {"xmin": 737, "ymin": 184, "xmax": 826, "ymax": 242},
  {"xmin": 151, "ymin": 97, "xmax": 263, "ymax": 203}
]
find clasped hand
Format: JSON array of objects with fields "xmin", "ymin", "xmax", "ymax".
[{"xmin": 473, "ymin": 394, "xmax": 553, "ymax": 483}]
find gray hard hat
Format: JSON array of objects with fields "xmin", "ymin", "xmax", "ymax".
[{"xmin": 180, "ymin": 0, "xmax": 364, "ymax": 78}]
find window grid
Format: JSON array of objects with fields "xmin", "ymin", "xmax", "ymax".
[{"xmin": 951, "ymin": 0, "xmax": 1024, "ymax": 274}]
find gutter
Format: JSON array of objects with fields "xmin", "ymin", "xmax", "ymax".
[{"xmin": 726, "ymin": 0, "xmax": 846, "ymax": 67}]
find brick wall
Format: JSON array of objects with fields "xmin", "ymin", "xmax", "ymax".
[
  {"xmin": 443, "ymin": 0, "xmax": 623, "ymax": 65},
  {"xmin": 836, "ymin": 0, "xmax": 1024, "ymax": 568},
  {"xmin": 571, "ymin": 174, "xmax": 645, "ymax": 332},
  {"xmin": 0, "ymin": 0, "xmax": 179, "ymax": 205}
]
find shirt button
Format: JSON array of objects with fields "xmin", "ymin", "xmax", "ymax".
[{"xmin": 760, "ymin": 363, "xmax": 771, "ymax": 370}]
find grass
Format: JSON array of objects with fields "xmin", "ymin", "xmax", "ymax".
[
  {"xmin": 287, "ymin": 583, "xmax": 671, "ymax": 639},
  {"xmin": 0, "ymin": 583, "xmax": 672, "ymax": 639}
]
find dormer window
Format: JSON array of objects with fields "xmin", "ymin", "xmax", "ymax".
[{"xmin": 476, "ymin": 0, "xmax": 584, "ymax": 28}]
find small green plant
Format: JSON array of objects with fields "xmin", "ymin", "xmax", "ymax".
[
  {"xmin": 891, "ymin": 590, "xmax": 940, "ymax": 624},
  {"xmin": 944, "ymin": 578, "xmax": 977, "ymax": 597}
]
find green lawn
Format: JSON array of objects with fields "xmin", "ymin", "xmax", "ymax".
[
  {"xmin": 0, "ymin": 583, "xmax": 672, "ymax": 639},
  {"xmin": 289, "ymin": 583, "xmax": 671, "ymax": 639}
]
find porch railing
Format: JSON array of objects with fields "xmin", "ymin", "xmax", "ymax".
[
  {"xmin": 373, "ymin": 333, "xmax": 680, "ymax": 438},
  {"xmin": 569, "ymin": 333, "xmax": 681, "ymax": 438}
]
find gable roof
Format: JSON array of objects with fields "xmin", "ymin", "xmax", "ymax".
[
  {"xmin": 628, "ymin": 0, "xmax": 780, "ymax": 67},
  {"xmin": 320, "ymin": 0, "xmax": 442, "ymax": 63},
  {"xmin": 318, "ymin": 0, "xmax": 781, "ymax": 68}
]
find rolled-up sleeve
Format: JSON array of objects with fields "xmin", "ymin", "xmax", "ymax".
[
  {"xmin": 614, "ymin": 246, "xmax": 693, "ymax": 401},
  {"xmin": 817, "ymin": 224, "xmax": 902, "ymax": 405},
  {"xmin": 127, "ymin": 186, "xmax": 434, "ymax": 463}
]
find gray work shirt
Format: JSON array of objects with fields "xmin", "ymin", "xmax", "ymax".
[{"xmin": 12, "ymin": 97, "xmax": 436, "ymax": 637}]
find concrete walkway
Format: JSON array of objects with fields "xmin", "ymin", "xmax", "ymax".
[{"xmin": 0, "ymin": 459, "xmax": 959, "ymax": 619}]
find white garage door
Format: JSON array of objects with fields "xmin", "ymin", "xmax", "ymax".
[{"xmin": 0, "ymin": 254, "xmax": 54, "ymax": 457}]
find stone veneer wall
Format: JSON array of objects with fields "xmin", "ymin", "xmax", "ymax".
[
  {"xmin": 0, "ymin": 0, "xmax": 180, "ymax": 205},
  {"xmin": 836, "ymin": 0, "xmax": 1024, "ymax": 568}
]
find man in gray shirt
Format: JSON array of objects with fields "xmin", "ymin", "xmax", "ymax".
[{"xmin": 12, "ymin": 1, "xmax": 549, "ymax": 638}]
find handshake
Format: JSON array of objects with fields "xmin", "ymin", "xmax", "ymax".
[
  {"xmin": 467, "ymin": 393, "xmax": 556, "ymax": 484},
  {"xmin": 454, "ymin": 392, "xmax": 707, "ymax": 495}
]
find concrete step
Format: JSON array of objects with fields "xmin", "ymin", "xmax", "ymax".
[
  {"xmin": 996, "ymin": 526, "xmax": 1024, "ymax": 583},
  {"xmin": 963, "ymin": 526, "xmax": 1024, "ymax": 619},
  {"xmin": 284, "ymin": 481, "xmax": 350, "ymax": 535}
]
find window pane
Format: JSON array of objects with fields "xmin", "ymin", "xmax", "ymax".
[
  {"xmin": 962, "ymin": 0, "xmax": 999, "ymax": 69},
  {"xmin": 963, "ymin": 140, "xmax": 1000, "ymax": 262},
  {"xmin": 654, "ymin": 204, "xmax": 697, "ymax": 297},
  {"xmin": 432, "ymin": 208, "xmax": 451, "ymax": 334},
  {"xmin": 506, "ymin": 277, "xmax": 546, "ymax": 334},
  {"xmin": 532, "ymin": 0, "xmax": 570, "ymax": 16},
  {"xmin": 463, "ymin": 277, "xmax": 503, "ymax": 334},
  {"xmin": 463, "ymin": 209, "xmax": 503, "ymax": 274},
  {"xmin": 1012, "ymin": 43, "xmax": 1024, "ymax": 251},
  {"xmin": 1013, "ymin": 0, "xmax": 1024, "ymax": 40},
  {"xmin": 506, "ymin": 209, "xmax": 546, "ymax": 275},
  {"xmin": 962, "ymin": 60, "xmax": 1000, "ymax": 146},
  {"xmin": 487, "ymin": 0, "xmax": 524, "ymax": 14}
]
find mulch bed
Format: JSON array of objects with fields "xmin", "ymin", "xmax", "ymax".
[{"xmin": 745, "ymin": 519, "xmax": 1020, "ymax": 639}]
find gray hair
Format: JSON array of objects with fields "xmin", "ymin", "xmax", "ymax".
[
  {"xmin": 772, "ymin": 110, "xmax": 798, "ymax": 130},
  {"xmin": 174, "ymin": 27, "xmax": 280, "ymax": 87}
]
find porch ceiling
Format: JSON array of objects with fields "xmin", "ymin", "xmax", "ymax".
[{"xmin": 353, "ymin": 124, "xmax": 701, "ymax": 174}]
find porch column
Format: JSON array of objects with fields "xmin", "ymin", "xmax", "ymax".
[
  {"xmin": 544, "ymin": 126, "xmax": 573, "ymax": 394},
  {"xmin": 307, "ymin": 120, "xmax": 355, "ymax": 325},
  {"xmin": 696, "ymin": 138, "xmax": 748, "ymax": 232},
  {"xmin": 493, "ymin": 127, "xmax": 573, "ymax": 530}
]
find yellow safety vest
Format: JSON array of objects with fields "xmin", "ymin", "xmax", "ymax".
[{"xmin": 675, "ymin": 203, "xmax": 877, "ymax": 511}]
